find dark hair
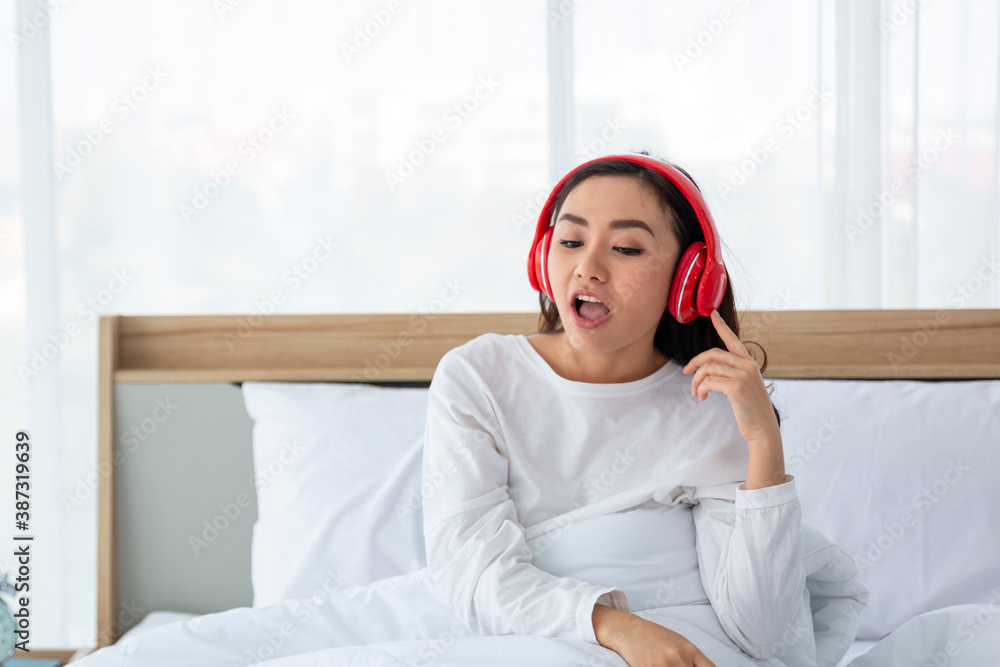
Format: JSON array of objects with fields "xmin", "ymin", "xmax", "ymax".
[{"xmin": 536, "ymin": 149, "xmax": 782, "ymax": 428}]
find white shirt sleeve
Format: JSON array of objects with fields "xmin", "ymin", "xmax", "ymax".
[
  {"xmin": 421, "ymin": 351, "xmax": 629, "ymax": 644},
  {"xmin": 690, "ymin": 474, "xmax": 806, "ymax": 660}
]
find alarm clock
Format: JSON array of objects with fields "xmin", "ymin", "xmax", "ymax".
[{"xmin": 0, "ymin": 570, "xmax": 16, "ymax": 664}]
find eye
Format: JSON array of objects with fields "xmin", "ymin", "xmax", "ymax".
[{"xmin": 558, "ymin": 240, "xmax": 643, "ymax": 256}]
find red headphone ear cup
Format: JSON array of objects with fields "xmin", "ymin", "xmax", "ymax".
[
  {"xmin": 528, "ymin": 233, "xmax": 542, "ymax": 292},
  {"xmin": 531, "ymin": 226, "xmax": 555, "ymax": 300},
  {"xmin": 668, "ymin": 242, "xmax": 706, "ymax": 324},
  {"xmin": 528, "ymin": 237, "xmax": 540, "ymax": 292},
  {"xmin": 696, "ymin": 262, "xmax": 727, "ymax": 318}
]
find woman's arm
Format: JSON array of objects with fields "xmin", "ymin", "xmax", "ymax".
[
  {"xmin": 423, "ymin": 349, "xmax": 630, "ymax": 644},
  {"xmin": 744, "ymin": 428, "xmax": 789, "ymax": 490},
  {"xmin": 679, "ymin": 309, "xmax": 805, "ymax": 659},
  {"xmin": 593, "ymin": 603, "xmax": 718, "ymax": 666},
  {"xmin": 691, "ymin": 477, "xmax": 805, "ymax": 660}
]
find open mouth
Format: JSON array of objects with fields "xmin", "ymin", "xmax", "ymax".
[{"xmin": 573, "ymin": 296, "xmax": 611, "ymax": 322}]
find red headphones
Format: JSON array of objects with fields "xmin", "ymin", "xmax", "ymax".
[{"xmin": 526, "ymin": 153, "xmax": 727, "ymax": 324}]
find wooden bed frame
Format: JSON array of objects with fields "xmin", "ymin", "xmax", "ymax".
[{"xmin": 46, "ymin": 308, "xmax": 1000, "ymax": 661}]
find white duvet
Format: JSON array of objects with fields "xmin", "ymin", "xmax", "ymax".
[{"xmin": 76, "ymin": 509, "xmax": 999, "ymax": 667}]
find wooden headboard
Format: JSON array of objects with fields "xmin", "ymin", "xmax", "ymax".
[{"xmin": 88, "ymin": 308, "xmax": 1000, "ymax": 654}]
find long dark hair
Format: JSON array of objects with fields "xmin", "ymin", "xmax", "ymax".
[{"xmin": 536, "ymin": 150, "xmax": 781, "ymax": 428}]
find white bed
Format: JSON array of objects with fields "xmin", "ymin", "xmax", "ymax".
[{"xmin": 66, "ymin": 310, "xmax": 1000, "ymax": 666}]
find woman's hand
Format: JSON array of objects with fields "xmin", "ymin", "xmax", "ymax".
[
  {"xmin": 598, "ymin": 608, "xmax": 716, "ymax": 667},
  {"xmin": 680, "ymin": 309, "xmax": 779, "ymax": 444}
]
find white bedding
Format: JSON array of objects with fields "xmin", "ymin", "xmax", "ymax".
[
  {"xmin": 125, "ymin": 611, "xmax": 880, "ymax": 660},
  {"xmin": 833, "ymin": 640, "xmax": 876, "ymax": 666},
  {"xmin": 121, "ymin": 616, "xmax": 887, "ymax": 667},
  {"xmin": 113, "ymin": 615, "xmax": 879, "ymax": 666},
  {"xmin": 76, "ymin": 504, "xmax": 995, "ymax": 667},
  {"xmin": 80, "ymin": 595, "xmax": 1000, "ymax": 667}
]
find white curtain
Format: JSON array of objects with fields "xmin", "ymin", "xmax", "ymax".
[{"xmin": 1, "ymin": 0, "xmax": 997, "ymax": 648}]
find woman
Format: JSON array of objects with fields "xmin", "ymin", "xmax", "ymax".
[{"xmin": 421, "ymin": 151, "xmax": 804, "ymax": 666}]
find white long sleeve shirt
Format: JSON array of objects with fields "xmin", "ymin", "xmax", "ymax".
[{"xmin": 421, "ymin": 332, "xmax": 805, "ymax": 661}]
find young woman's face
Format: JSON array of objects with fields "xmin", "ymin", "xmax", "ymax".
[{"xmin": 548, "ymin": 174, "xmax": 681, "ymax": 354}]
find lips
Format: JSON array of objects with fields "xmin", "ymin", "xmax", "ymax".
[
  {"xmin": 570, "ymin": 289, "xmax": 611, "ymax": 311},
  {"xmin": 569, "ymin": 290, "xmax": 613, "ymax": 329}
]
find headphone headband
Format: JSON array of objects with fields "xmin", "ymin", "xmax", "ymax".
[{"xmin": 526, "ymin": 153, "xmax": 727, "ymax": 323}]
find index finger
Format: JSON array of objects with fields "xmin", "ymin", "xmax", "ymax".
[{"xmin": 709, "ymin": 309, "xmax": 752, "ymax": 360}]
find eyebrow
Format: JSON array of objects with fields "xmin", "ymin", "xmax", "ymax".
[{"xmin": 556, "ymin": 212, "xmax": 655, "ymax": 237}]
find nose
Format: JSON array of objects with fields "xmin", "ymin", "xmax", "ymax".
[{"xmin": 574, "ymin": 243, "xmax": 607, "ymax": 283}]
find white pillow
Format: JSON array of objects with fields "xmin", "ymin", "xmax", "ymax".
[
  {"xmin": 242, "ymin": 381, "xmax": 429, "ymax": 607},
  {"xmin": 769, "ymin": 378, "xmax": 1000, "ymax": 640}
]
